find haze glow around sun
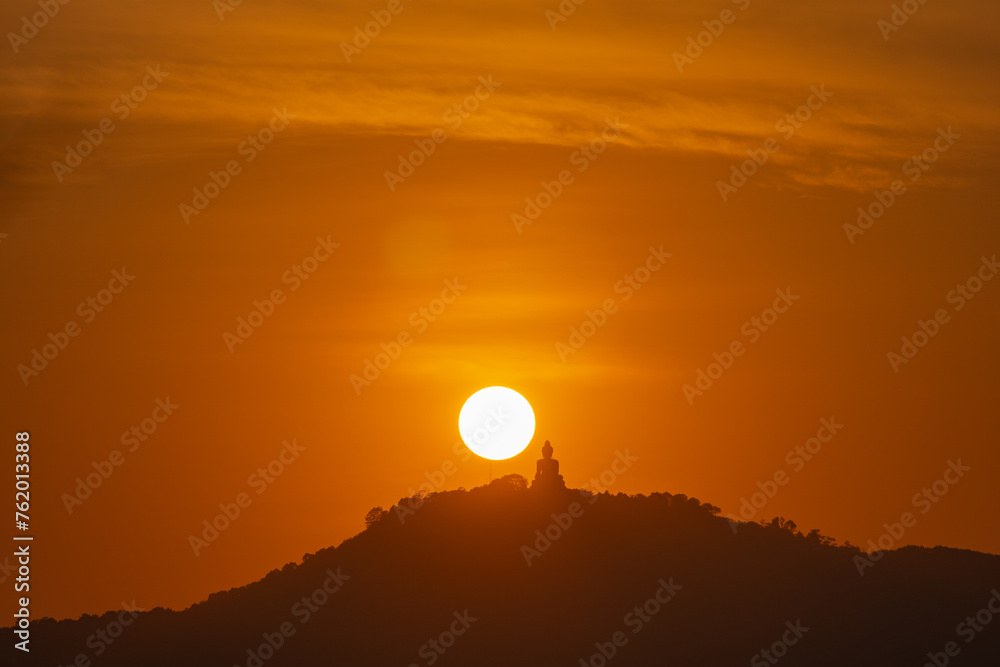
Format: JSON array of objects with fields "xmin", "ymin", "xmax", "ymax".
[{"xmin": 458, "ymin": 387, "xmax": 535, "ymax": 461}]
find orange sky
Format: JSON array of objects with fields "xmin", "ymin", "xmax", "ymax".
[{"xmin": 1, "ymin": 0, "xmax": 999, "ymax": 621}]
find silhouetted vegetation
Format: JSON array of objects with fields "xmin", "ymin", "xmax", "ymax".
[
  {"xmin": 6, "ymin": 483, "xmax": 999, "ymax": 666},
  {"xmin": 363, "ymin": 506, "xmax": 388, "ymax": 528}
]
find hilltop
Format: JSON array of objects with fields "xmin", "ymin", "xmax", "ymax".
[{"xmin": 7, "ymin": 477, "xmax": 1000, "ymax": 666}]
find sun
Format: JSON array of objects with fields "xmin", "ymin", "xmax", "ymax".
[{"xmin": 458, "ymin": 387, "xmax": 536, "ymax": 460}]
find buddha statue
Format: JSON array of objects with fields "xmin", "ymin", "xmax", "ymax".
[{"xmin": 532, "ymin": 440, "xmax": 565, "ymax": 490}]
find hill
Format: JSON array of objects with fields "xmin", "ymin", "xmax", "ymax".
[{"xmin": 6, "ymin": 476, "xmax": 1000, "ymax": 666}]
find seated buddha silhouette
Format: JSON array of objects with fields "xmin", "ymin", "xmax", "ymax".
[{"xmin": 532, "ymin": 440, "xmax": 565, "ymax": 490}]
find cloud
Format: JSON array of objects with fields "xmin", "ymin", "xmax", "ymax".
[{"xmin": 1, "ymin": 0, "xmax": 997, "ymax": 194}]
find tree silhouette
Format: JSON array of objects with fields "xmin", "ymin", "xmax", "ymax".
[
  {"xmin": 9, "ymin": 483, "xmax": 999, "ymax": 667},
  {"xmin": 492, "ymin": 473, "xmax": 528, "ymax": 490},
  {"xmin": 364, "ymin": 506, "xmax": 388, "ymax": 528}
]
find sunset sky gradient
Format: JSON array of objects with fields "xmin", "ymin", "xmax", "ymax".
[{"xmin": 1, "ymin": 0, "xmax": 998, "ymax": 620}]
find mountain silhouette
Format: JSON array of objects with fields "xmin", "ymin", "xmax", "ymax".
[{"xmin": 8, "ymin": 476, "xmax": 1000, "ymax": 666}]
